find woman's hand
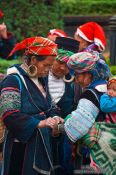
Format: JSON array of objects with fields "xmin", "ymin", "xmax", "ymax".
[
  {"xmin": 45, "ymin": 117, "xmax": 57, "ymax": 128},
  {"xmin": 38, "ymin": 117, "xmax": 57, "ymax": 129}
]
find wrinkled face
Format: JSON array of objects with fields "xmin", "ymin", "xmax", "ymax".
[
  {"xmin": 74, "ymin": 34, "xmax": 90, "ymax": 51},
  {"xmin": 51, "ymin": 60, "xmax": 69, "ymax": 78},
  {"xmin": 107, "ymin": 82, "xmax": 116, "ymax": 97},
  {"xmin": 31, "ymin": 55, "xmax": 56, "ymax": 77},
  {"xmin": 75, "ymin": 72, "xmax": 93, "ymax": 87}
]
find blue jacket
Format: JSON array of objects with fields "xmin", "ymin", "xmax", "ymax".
[
  {"xmin": 100, "ymin": 93, "xmax": 116, "ymax": 113},
  {"xmin": 1, "ymin": 65, "xmax": 58, "ymax": 175}
]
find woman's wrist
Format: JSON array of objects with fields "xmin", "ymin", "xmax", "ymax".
[{"xmin": 37, "ymin": 120, "xmax": 46, "ymax": 128}]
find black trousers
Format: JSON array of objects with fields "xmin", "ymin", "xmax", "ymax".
[{"xmin": 8, "ymin": 142, "xmax": 26, "ymax": 175}]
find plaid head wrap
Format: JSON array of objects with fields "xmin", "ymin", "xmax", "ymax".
[
  {"xmin": 67, "ymin": 51, "xmax": 110, "ymax": 80},
  {"xmin": 8, "ymin": 36, "xmax": 57, "ymax": 57},
  {"xmin": 67, "ymin": 51, "xmax": 99, "ymax": 73},
  {"xmin": 56, "ymin": 49, "xmax": 74, "ymax": 63}
]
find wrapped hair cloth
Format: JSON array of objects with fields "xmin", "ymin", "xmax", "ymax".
[
  {"xmin": 8, "ymin": 36, "xmax": 58, "ymax": 57},
  {"xmin": 56, "ymin": 49, "xmax": 74, "ymax": 63},
  {"xmin": 67, "ymin": 51, "xmax": 110, "ymax": 81}
]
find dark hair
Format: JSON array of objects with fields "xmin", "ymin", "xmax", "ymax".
[
  {"xmin": 23, "ymin": 54, "xmax": 47, "ymax": 64},
  {"xmin": 55, "ymin": 37, "xmax": 79, "ymax": 53}
]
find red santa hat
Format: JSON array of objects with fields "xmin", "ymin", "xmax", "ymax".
[
  {"xmin": 48, "ymin": 29, "xmax": 67, "ymax": 37},
  {"xmin": 75, "ymin": 22, "xmax": 106, "ymax": 51},
  {"xmin": 0, "ymin": 10, "xmax": 4, "ymax": 18}
]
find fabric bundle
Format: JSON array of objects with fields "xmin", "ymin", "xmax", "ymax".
[{"xmin": 83, "ymin": 123, "xmax": 116, "ymax": 175}]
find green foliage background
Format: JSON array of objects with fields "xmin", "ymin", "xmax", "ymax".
[
  {"xmin": 1, "ymin": 0, "xmax": 116, "ymax": 41},
  {"xmin": 60, "ymin": 0, "xmax": 116, "ymax": 16},
  {"xmin": 1, "ymin": 0, "xmax": 64, "ymax": 41},
  {"xmin": 0, "ymin": 0, "xmax": 116, "ymax": 74}
]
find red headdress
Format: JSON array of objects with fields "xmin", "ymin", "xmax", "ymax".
[
  {"xmin": 75, "ymin": 22, "xmax": 106, "ymax": 51},
  {"xmin": 0, "ymin": 10, "xmax": 4, "ymax": 18},
  {"xmin": 8, "ymin": 36, "xmax": 58, "ymax": 57},
  {"xmin": 108, "ymin": 76, "xmax": 116, "ymax": 87},
  {"xmin": 48, "ymin": 29, "xmax": 67, "ymax": 37}
]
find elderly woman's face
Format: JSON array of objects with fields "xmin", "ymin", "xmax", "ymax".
[
  {"xmin": 75, "ymin": 72, "xmax": 93, "ymax": 87},
  {"xmin": 32, "ymin": 55, "xmax": 56, "ymax": 77},
  {"xmin": 51, "ymin": 60, "xmax": 69, "ymax": 78}
]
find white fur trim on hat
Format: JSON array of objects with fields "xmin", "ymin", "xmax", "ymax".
[
  {"xmin": 76, "ymin": 28, "xmax": 93, "ymax": 42},
  {"xmin": 94, "ymin": 38, "xmax": 105, "ymax": 51}
]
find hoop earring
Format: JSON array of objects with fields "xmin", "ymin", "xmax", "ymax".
[
  {"xmin": 63, "ymin": 75, "xmax": 75, "ymax": 83},
  {"xmin": 27, "ymin": 65, "xmax": 38, "ymax": 77}
]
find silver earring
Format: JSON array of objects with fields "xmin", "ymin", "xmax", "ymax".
[{"xmin": 63, "ymin": 75, "xmax": 75, "ymax": 83}]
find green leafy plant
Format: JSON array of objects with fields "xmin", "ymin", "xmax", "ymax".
[
  {"xmin": 0, "ymin": 58, "xmax": 21, "ymax": 73},
  {"xmin": 105, "ymin": 58, "xmax": 116, "ymax": 75},
  {"xmin": 1, "ymin": 0, "xmax": 64, "ymax": 41},
  {"xmin": 60, "ymin": 0, "xmax": 116, "ymax": 16}
]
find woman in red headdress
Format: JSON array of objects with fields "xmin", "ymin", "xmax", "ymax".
[{"xmin": 0, "ymin": 36, "xmax": 63, "ymax": 175}]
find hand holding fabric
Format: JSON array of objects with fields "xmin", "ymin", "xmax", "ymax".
[
  {"xmin": 45, "ymin": 117, "xmax": 58, "ymax": 128},
  {"xmin": 52, "ymin": 117, "xmax": 64, "ymax": 137}
]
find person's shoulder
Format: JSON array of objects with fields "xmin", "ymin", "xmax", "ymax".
[
  {"xmin": 80, "ymin": 89, "xmax": 100, "ymax": 107},
  {"xmin": 1, "ymin": 74, "xmax": 20, "ymax": 89}
]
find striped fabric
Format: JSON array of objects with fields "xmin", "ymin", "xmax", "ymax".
[
  {"xmin": 48, "ymin": 71, "xmax": 65, "ymax": 103},
  {"xmin": 64, "ymin": 98, "xmax": 99, "ymax": 142}
]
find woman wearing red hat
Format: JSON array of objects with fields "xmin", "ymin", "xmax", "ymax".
[
  {"xmin": 0, "ymin": 36, "xmax": 63, "ymax": 175},
  {"xmin": 74, "ymin": 22, "xmax": 106, "ymax": 54}
]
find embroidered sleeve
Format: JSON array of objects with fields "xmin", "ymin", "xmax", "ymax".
[
  {"xmin": 64, "ymin": 91, "xmax": 99, "ymax": 142},
  {"xmin": 0, "ymin": 87, "xmax": 21, "ymax": 118},
  {"xmin": 0, "ymin": 75, "xmax": 40, "ymax": 143}
]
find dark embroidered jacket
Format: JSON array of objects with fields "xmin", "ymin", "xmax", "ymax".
[{"xmin": 0, "ymin": 65, "xmax": 58, "ymax": 175}]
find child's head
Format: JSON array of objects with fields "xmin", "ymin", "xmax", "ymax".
[{"xmin": 107, "ymin": 76, "xmax": 116, "ymax": 97}]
